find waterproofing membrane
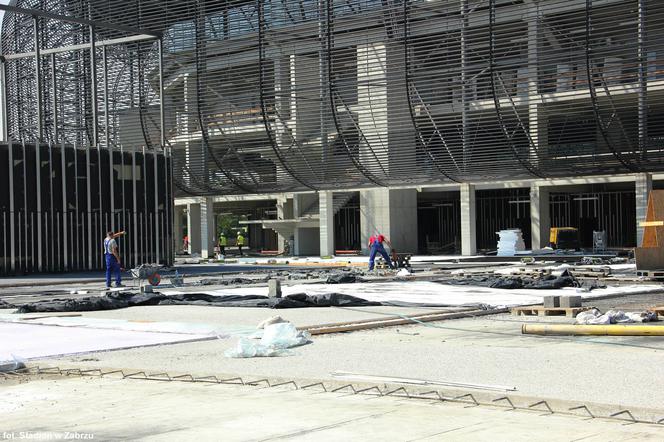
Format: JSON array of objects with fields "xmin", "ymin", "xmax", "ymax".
[
  {"xmin": 0, "ymin": 322, "xmax": 213, "ymax": 360},
  {"xmin": 14, "ymin": 292, "xmax": 380, "ymax": 313}
]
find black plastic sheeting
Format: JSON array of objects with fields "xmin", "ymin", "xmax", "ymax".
[
  {"xmin": 441, "ymin": 275, "xmax": 576, "ymax": 290},
  {"xmin": 439, "ymin": 270, "xmax": 604, "ymax": 291},
  {"xmin": 325, "ymin": 273, "xmax": 363, "ymax": 284},
  {"xmin": 0, "ymin": 299, "xmax": 15, "ymax": 309},
  {"xmin": 14, "ymin": 292, "xmax": 380, "ymax": 313}
]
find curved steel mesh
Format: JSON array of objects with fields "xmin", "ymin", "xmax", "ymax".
[{"xmin": 3, "ymin": 0, "xmax": 664, "ymax": 196}]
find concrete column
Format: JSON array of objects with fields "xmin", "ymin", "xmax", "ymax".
[
  {"xmin": 319, "ymin": 191, "xmax": 335, "ymax": 257},
  {"xmin": 173, "ymin": 206, "xmax": 183, "ymax": 253},
  {"xmin": 275, "ymin": 197, "xmax": 286, "ymax": 254},
  {"xmin": 636, "ymin": 172, "xmax": 652, "ymax": 247},
  {"xmin": 530, "ymin": 185, "xmax": 551, "ymax": 250},
  {"xmin": 460, "ymin": 183, "xmax": 477, "ymax": 256},
  {"xmin": 360, "ymin": 188, "xmax": 417, "ymax": 254},
  {"xmin": 187, "ymin": 202, "xmax": 201, "ymax": 255},
  {"xmin": 200, "ymin": 197, "xmax": 215, "ymax": 259}
]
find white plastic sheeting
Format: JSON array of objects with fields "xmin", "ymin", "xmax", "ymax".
[
  {"xmin": 160, "ymin": 281, "xmax": 664, "ymax": 309},
  {"xmin": 0, "ymin": 322, "xmax": 214, "ymax": 361},
  {"xmin": 0, "ymin": 314, "xmax": 255, "ymax": 337},
  {"xmin": 224, "ymin": 322, "xmax": 311, "ymax": 358}
]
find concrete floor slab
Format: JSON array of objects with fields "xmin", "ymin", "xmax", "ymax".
[
  {"xmin": 30, "ymin": 306, "xmax": 664, "ymax": 412},
  {"xmin": 2, "ymin": 375, "xmax": 662, "ymax": 441}
]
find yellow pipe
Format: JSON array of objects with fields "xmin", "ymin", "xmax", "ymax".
[{"xmin": 522, "ymin": 324, "xmax": 664, "ymax": 336}]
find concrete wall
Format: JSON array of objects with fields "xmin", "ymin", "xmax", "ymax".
[{"xmin": 295, "ymin": 227, "xmax": 321, "ymax": 256}]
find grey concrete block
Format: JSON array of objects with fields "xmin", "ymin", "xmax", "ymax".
[
  {"xmin": 543, "ymin": 296, "xmax": 560, "ymax": 308},
  {"xmin": 268, "ymin": 279, "xmax": 282, "ymax": 298},
  {"xmin": 560, "ymin": 295, "xmax": 582, "ymax": 308}
]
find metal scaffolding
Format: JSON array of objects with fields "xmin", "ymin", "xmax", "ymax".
[{"xmin": 0, "ymin": 2, "xmax": 172, "ymax": 275}]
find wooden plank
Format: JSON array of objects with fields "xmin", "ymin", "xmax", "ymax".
[
  {"xmin": 301, "ymin": 308, "xmax": 509, "ymax": 335},
  {"xmin": 639, "ymin": 221, "xmax": 664, "ymax": 227}
]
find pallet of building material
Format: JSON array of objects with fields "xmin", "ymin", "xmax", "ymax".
[
  {"xmin": 647, "ymin": 306, "xmax": 664, "ymax": 317},
  {"xmin": 568, "ymin": 271, "xmax": 609, "ymax": 278},
  {"xmin": 636, "ymin": 269, "xmax": 664, "ymax": 280},
  {"xmin": 510, "ymin": 306, "xmax": 592, "ymax": 318},
  {"xmin": 568, "ymin": 266, "xmax": 611, "ymax": 277},
  {"xmin": 509, "ymin": 268, "xmax": 550, "ymax": 277},
  {"xmin": 496, "ymin": 229, "xmax": 526, "ymax": 257}
]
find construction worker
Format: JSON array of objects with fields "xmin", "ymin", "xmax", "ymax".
[
  {"xmin": 218, "ymin": 232, "xmax": 227, "ymax": 256},
  {"xmin": 236, "ymin": 231, "xmax": 245, "ymax": 256},
  {"xmin": 368, "ymin": 232, "xmax": 394, "ymax": 271},
  {"xmin": 104, "ymin": 230, "xmax": 126, "ymax": 289}
]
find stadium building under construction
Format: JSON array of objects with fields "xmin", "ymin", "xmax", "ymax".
[{"xmin": 2, "ymin": 0, "xmax": 664, "ymax": 272}]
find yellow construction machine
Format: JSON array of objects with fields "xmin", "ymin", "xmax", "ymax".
[{"xmin": 549, "ymin": 227, "xmax": 580, "ymax": 250}]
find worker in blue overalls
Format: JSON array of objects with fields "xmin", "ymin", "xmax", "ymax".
[
  {"xmin": 104, "ymin": 230, "xmax": 126, "ymax": 289},
  {"xmin": 368, "ymin": 233, "xmax": 395, "ymax": 271}
]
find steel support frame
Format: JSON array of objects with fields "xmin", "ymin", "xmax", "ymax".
[
  {"xmin": 257, "ymin": 0, "xmax": 316, "ymax": 190},
  {"xmin": 325, "ymin": 0, "xmax": 387, "ymax": 187},
  {"xmin": 637, "ymin": 0, "xmax": 648, "ymax": 161},
  {"xmin": 0, "ymin": 4, "xmax": 161, "ymax": 39},
  {"xmin": 584, "ymin": 0, "xmax": 637, "ymax": 172},
  {"xmin": 488, "ymin": 0, "xmax": 542, "ymax": 179},
  {"xmin": 33, "ymin": 17, "xmax": 44, "ymax": 271}
]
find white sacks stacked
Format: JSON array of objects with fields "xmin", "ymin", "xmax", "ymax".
[{"xmin": 496, "ymin": 229, "xmax": 526, "ymax": 256}]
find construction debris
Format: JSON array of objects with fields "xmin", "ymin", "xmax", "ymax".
[
  {"xmin": 575, "ymin": 308, "xmax": 659, "ymax": 325},
  {"xmin": 224, "ymin": 322, "xmax": 310, "ymax": 358},
  {"xmin": 0, "ymin": 353, "xmax": 25, "ymax": 373},
  {"xmin": 256, "ymin": 315, "xmax": 287, "ymax": 329}
]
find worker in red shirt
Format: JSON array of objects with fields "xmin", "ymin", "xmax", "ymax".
[{"xmin": 368, "ymin": 233, "xmax": 394, "ymax": 271}]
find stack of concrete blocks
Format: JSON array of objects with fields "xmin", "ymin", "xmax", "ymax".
[
  {"xmin": 496, "ymin": 229, "xmax": 526, "ymax": 256},
  {"xmin": 544, "ymin": 295, "xmax": 582, "ymax": 308}
]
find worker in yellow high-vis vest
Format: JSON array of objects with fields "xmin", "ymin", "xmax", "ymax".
[
  {"xmin": 236, "ymin": 232, "xmax": 245, "ymax": 256},
  {"xmin": 218, "ymin": 232, "xmax": 227, "ymax": 256}
]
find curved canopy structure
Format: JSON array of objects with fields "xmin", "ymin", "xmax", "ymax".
[{"xmin": 3, "ymin": 0, "xmax": 664, "ymax": 196}]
